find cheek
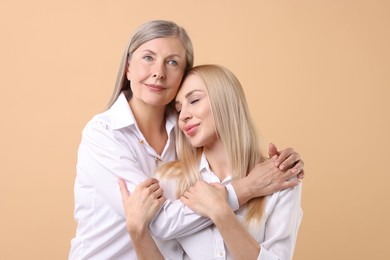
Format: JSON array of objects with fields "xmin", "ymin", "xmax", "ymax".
[
  {"xmin": 170, "ymin": 70, "xmax": 185, "ymax": 86},
  {"xmin": 167, "ymin": 80, "xmax": 182, "ymax": 99},
  {"xmin": 204, "ymin": 110, "xmax": 216, "ymax": 129},
  {"xmin": 178, "ymin": 121, "xmax": 186, "ymax": 133},
  {"xmin": 126, "ymin": 61, "xmax": 134, "ymax": 80}
]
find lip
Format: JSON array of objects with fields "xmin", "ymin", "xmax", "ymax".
[
  {"xmin": 145, "ymin": 83, "xmax": 166, "ymax": 92},
  {"xmin": 184, "ymin": 123, "xmax": 200, "ymax": 136}
]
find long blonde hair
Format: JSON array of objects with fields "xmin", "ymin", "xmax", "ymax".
[
  {"xmin": 157, "ymin": 64, "xmax": 266, "ymax": 225},
  {"xmin": 107, "ymin": 20, "xmax": 194, "ymax": 108}
]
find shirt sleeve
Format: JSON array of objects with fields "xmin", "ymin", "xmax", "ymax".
[
  {"xmin": 77, "ymin": 120, "xmax": 216, "ymax": 239},
  {"xmin": 149, "ymin": 167, "xmax": 241, "ymax": 240},
  {"xmin": 225, "ymin": 183, "xmax": 240, "ymax": 211},
  {"xmin": 149, "ymin": 173, "xmax": 212, "ymax": 240},
  {"xmin": 77, "ymin": 119, "xmax": 150, "ymax": 217},
  {"xmin": 257, "ymin": 182, "xmax": 303, "ymax": 260}
]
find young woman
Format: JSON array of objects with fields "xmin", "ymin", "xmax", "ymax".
[
  {"xmin": 70, "ymin": 20, "xmax": 304, "ymax": 260},
  {"xmin": 121, "ymin": 65, "xmax": 302, "ymax": 259}
]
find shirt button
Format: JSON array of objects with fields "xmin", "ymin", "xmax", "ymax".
[
  {"xmin": 218, "ymin": 250, "xmax": 224, "ymax": 257},
  {"xmin": 139, "ymin": 140, "xmax": 144, "ymax": 144}
]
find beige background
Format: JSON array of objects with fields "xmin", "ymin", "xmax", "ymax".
[{"xmin": 1, "ymin": 0, "xmax": 389, "ymax": 259}]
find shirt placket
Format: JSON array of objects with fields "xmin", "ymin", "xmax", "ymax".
[
  {"xmin": 213, "ymin": 225, "xmax": 226, "ymax": 259},
  {"xmin": 138, "ymin": 138, "xmax": 163, "ymax": 167}
]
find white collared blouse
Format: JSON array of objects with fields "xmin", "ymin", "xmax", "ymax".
[
  {"xmin": 157, "ymin": 153, "xmax": 303, "ymax": 260},
  {"xmin": 69, "ymin": 93, "xmax": 240, "ymax": 260}
]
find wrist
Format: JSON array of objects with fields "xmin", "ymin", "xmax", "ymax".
[
  {"xmin": 231, "ymin": 178, "xmax": 251, "ymax": 207},
  {"xmin": 209, "ymin": 203, "xmax": 232, "ymax": 224},
  {"xmin": 128, "ymin": 220, "xmax": 149, "ymax": 238}
]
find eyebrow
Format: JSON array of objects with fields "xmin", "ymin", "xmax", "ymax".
[
  {"xmin": 141, "ymin": 49, "xmax": 183, "ymax": 59},
  {"xmin": 184, "ymin": 89, "xmax": 203, "ymax": 98},
  {"xmin": 175, "ymin": 89, "xmax": 204, "ymax": 105}
]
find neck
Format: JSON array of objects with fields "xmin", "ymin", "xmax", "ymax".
[
  {"xmin": 129, "ymin": 98, "xmax": 168, "ymax": 155},
  {"xmin": 204, "ymin": 141, "xmax": 229, "ymax": 182}
]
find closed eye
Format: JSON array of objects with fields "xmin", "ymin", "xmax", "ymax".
[{"xmin": 175, "ymin": 104, "xmax": 182, "ymax": 114}]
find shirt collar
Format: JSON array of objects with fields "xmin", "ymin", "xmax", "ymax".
[
  {"xmin": 199, "ymin": 152, "xmax": 211, "ymax": 172},
  {"xmin": 109, "ymin": 92, "xmax": 177, "ymax": 134},
  {"xmin": 109, "ymin": 92, "xmax": 136, "ymax": 130},
  {"xmin": 199, "ymin": 152, "xmax": 233, "ymax": 183}
]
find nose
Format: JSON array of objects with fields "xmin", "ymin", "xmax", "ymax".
[
  {"xmin": 152, "ymin": 61, "xmax": 166, "ymax": 79},
  {"xmin": 179, "ymin": 105, "xmax": 192, "ymax": 122}
]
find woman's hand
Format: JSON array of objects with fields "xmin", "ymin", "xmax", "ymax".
[
  {"xmin": 232, "ymin": 143, "xmax": 304, "ymax": 207},
  {"xmin": 180, "ymin": 181, "xmax": 229, "ymax": 220},
  {"xmin": 268, "ymin": 143, "xmax": 305, "ymax": 179},
  {"xmin": 119, "ymin": 178, "xmax": 166, "ymax": 233},
  {"xmin": 181, "ymin": 181, "xmax": 261, "ymax": 259},
  {"xmin": 119, "ymin": 178, "xmax": 166, "ymax": 260}
]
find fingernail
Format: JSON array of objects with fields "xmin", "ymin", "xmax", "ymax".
[
  {"xmin": 275, "ymin": 161, "xmax": 280, "ymax": 166},
  {"xmin": 279, "ymin": 164, "xmax": 284, "ymax": 170}
]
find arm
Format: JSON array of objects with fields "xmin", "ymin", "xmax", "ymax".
[
  {"xmin": 180, "ymin": 179, "xmax": 303, "ymax": 260},
  {"xmin": 119, "ymin": 178, "xmax": 165, "ymax": 260},
  {"xmin": 259, "ymin": 181, "xmax": 303, "ymax": 260},
  {"xmin": 181, "ymin": 181, "xmax": 260, "ymax": 259},
  {"xmin": 232, "ymin": 143, "xmax": 304, "ymax": 207},
  {"xmin": 79, "ymin": 121, "xmax": 213, "ymax": 239}
]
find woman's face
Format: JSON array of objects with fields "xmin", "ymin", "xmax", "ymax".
[
  {"xmin": 175, "ymin": 74, "xmax": 218, "ymax": 148},
  {"xmin": 127, "ymin": 36, "xmax": 187, "ymax": 107}
]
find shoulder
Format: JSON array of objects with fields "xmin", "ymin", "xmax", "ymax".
[
  {"xmin": 264, "ymin": 181, "xmax": 302, "ymax": 216},
  {"xmin": 82, "ymin": 109, "xmax": 112, "ymax": 134},
  {"xmin": 79, "ymin": 110, "xmax": 138, "ymax": 157}
]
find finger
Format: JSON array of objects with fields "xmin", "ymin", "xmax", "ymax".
[
  {"xmin": 119, "ymin": 179, "xmax": 130, "ymax": 201},
  {"xmin": 286, "ymin": 166, "xmax": 304, "ymax": 180},
  {"xmin": 180, "ymin": 196, "xmax": 190, "ymax": 206},
  {"xmin": 276, "ymin": 148, "xmax": 296, "ymax": 168},
  {"xmin": 182, "ymin": 190, "xmax": 190, "ymax": 199},
  {"xmin": 141, "ymin": 177, "xmax": 159, "ymax": 187},
  {"xmin": 154, "ymin": 186, "xmax": 164, "ymax": 198},
  {"xmin": 147, "ymin": 182, "xmax": 161, "ymax": 192},
  {"xmin": 289, "ymin": 160, "xmax": 304, "ymax": 175},
  {"xmin": 157, "ymin": 195, "xmax": 166, "ymax": 206},
  {"xmin": 279, "ymin": 153, "xmax": 300, "ymax": 170},
  {"xmin": 268, "ymin": 143, "xmax": 279, "ymax": 158},
  {"xmin": 297, "ymin": 169, "xmax": 305, "ymax": 179},
  {"xmin": 280, "ymin": 178, "xmax": 301, "ymax": 190}
]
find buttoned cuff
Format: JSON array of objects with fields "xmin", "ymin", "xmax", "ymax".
[{"xmin": 225, "ymin": 183, "xmax": 239, "ymax": 211}]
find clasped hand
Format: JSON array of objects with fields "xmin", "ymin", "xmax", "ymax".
[{"xmin": 119, "ymin": 178, "xmax": 166, "ymax": 233}]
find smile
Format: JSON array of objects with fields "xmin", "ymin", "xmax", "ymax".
[
  {"xmin": 145, "ymin": 84, "xmax": 166, "ymax": 92},
  {"xmin": 184, "ymin": 124, "xmax": 199, "ymax": 136}
]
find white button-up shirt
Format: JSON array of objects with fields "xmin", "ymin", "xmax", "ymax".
[
  {"xmin": 69, "ymin": 93, "xmax": 239, "ymax": 260},
  {"xmin": 157, "ymin": 153, "xmax": 303, "ymax": 260}
]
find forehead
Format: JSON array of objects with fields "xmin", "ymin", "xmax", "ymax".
[
  {"xmin": 176, "ymin": 74, "xmax": 207, "ymax": 100},
  {"xmin": 135, "ymin": 36, "xmax": 186, "ymax": 56}
]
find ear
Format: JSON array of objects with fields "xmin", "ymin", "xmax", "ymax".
[{"xmin": 126, "ymin": 62, "xmax": 131, "ymax": 80}]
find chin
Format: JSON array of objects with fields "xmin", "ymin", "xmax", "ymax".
[
  {"xmin": 145, "ymin": 98, "xmax": 170, "ymax": 107},
  {"xmin": 190, "ymin": 140, "xmax": 205, "ymax": 149}
]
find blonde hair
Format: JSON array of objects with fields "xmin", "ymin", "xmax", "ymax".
[
  {"xmin": 157, "ymin": 64, "xmax": 266, "ymax": 225},
  {"xmin": 107, "ymin": 20, "xmax": 194, "ymax": 108}
]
